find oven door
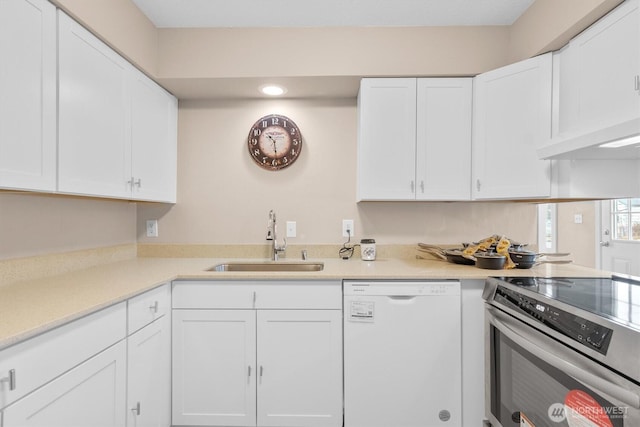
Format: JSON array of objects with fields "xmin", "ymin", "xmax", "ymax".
[{"xmin": 485, "ymin": 305, "xmax": 640, "ymax": 427}]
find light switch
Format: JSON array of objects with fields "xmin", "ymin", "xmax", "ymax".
[
  {"xmin": 286, "ymin": 221, "xmax": 297, "ymax": 238},
  {"xmin": 574, "ymin": 214, "xmax": 583, "ymax": 224}
]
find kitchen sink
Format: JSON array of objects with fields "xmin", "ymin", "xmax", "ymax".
[{"xmin": 207, "ymin": 261, "xmax": 325, "ymax": 272}]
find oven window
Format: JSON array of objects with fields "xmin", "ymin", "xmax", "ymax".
[{"xmin": 490, "ymin": 326, "xmax": 625, "ymax": 427}]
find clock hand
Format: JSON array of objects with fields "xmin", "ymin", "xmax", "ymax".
[{"xmin": 267, "ymin": 135, "xmax": 277, "ymax": 154}]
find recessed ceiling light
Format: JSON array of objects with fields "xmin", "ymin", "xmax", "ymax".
[{"xmin": 260, "ymin": 85, "xmax": 287, "ymax": 96}]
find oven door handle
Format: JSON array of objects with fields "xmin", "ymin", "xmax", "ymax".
[{"xmin": 489, "ymin": 308, "xmax": 640, "ymax": 409}]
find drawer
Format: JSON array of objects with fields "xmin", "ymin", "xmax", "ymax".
[
  {"xmin": 172, "ymin": 280, "xmax": 342, "ymax": 310},
  {"xmin": 127, "ymin": 283, "xmax": 170, "ymax": 334},
  {"xmin": 0, "ymin": 302, "xmax": 126, "ymax": 409}
]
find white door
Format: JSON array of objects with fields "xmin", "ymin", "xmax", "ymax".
[
  {"xmin": 0, "ymin": 0, "xmax": 56, "ymax": 192},
  {"xmin": 415, "ymin": 78, "xmax": 472, "ymax": 200},
  {"xmin": 2, "ymin": 341, "xmax": 127, "ymax": 427},
  {"xmin": 57, "ymin": 11, "xmax": 132, "ymax": 199},
  {"xmin": 172, "ymin": 309, "xmax": 257, "ymax": 427},
  {"xmin": 357, "ymin": 78, "xmax": 417, "ymax": 200},
  {"xmin": 130, "ymin": 73, "xmax": 178, "ymax": 203},
  {"xmin": 599, "ymin": 199, "xmax": 640, "ymax": 275},
  {"xmin": 127, "ymin": 316, "xmax": 170, "ymax": 427},
  {"xmin": 472, "ymin": 53, "xmax": 552, "ymax": 199},
  {"xmin": 256, "ymin": 310, "xmax": 343, "ymax": 427}
]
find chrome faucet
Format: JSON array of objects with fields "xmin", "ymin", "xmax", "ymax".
[{"xmin": 266, "ymin": 210, "xmax": 286, "ymax": 261}]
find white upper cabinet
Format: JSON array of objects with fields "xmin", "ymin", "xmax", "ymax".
[
  {"xmin": 357, "ymin": 78, "xmax": 417, "ymax": 200},
  {"xmin": 541, "ymin": 0, "xmax": 640, "ymax": 160},
  {"xmin": 0, "ymin": 0, "xmax": 56, "ymax": 192},
  {"xmin": 58, "ymin": 11, "xmax": 132, "ymax": 199},
  {"xmin": 472, "ymin": 53, "xmax": 553, "ymax": 199},
  {"xmin": 357, "ymin": 78, "xmax": 472, "ymax": 201},
  {"xmin": 130, "ymin": 73, "xmax": 178, "ymax": 203},
  {"xmin": 58, "ymin": 11, "xmax": 177, "ymax": 202},
  {"xmin": 557, "ymin": 0, "xmax": 639, "ymax": 137},
  {"xmin": 416, "ymin": 78, "xmax": 472, "ymax": 200}
]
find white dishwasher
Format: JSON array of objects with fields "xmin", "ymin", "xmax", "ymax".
[{"xmin": 343, "ymin": 280, "xmax": 461, "ymax": 427}]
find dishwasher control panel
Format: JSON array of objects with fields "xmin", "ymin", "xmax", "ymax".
[{"xmin": 343, "ymin": 280, "xmax": 460, "ymax": 296}]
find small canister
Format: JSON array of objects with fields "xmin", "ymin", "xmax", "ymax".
[{"xmin": 360, "ymin": 239, "xmax": 376, "ymax": 261}]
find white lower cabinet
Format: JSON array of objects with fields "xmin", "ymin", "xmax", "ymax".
[
  {"xmin": 0, "ymin": 286, "xmax": 172, "ymax": 427},
  {"xmin": 172, "ymin": 309, "xmax": 257, "ymax": 426},
  {"xmin": 171, "ymin": 281, "xmax": 343, "ymax": 427},
  {"xmin": 127, "ymin": 315, "xmax": 171, "ymax": 427},
  {"xmin": 256, "ymin": 310, "xmax": 342, "ymax": 427},
  {"xmin": 2, "ymin": 340, "xmax": 127, "ymax": 427}
]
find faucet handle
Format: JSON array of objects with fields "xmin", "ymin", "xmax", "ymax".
[{"xmin": 276, "ymin": 237, "xmax": 287, "ymax": 251}]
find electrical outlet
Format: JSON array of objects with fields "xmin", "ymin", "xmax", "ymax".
[
  {"xmin": 146, "ymin": 220, "xmax": 158, "ymax": 237},
  {"xmin": 342, "ymin": 219, "xmax": 354, "ymax": 237},
  {"xmin": 286, "ymin": 221, "xmax": 297, "ymax": 238}
]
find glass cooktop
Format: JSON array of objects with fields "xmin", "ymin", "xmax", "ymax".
[{"xmin": 498, "ymin": 276, "xmax": 640, "ymax": 331}]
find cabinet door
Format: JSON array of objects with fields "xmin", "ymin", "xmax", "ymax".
[
  {"xmin": 357, "ymin": 78, "xmax": 417, "ymax": 200},
  {"xmin": 472, "ymin": 53, "xmax": 552, "ymax": 199},
  {"xmin": 559, "ymin": 0, "xmax": 640, "ymax": 135},
  {"xmin": 57, "ymin": 11, "xmax": 132, "ymax": 199},
  {"xmin": 2, "ymin": 340, "xmax": 127, "ymax": 427},
  {"xmin": 416, "ymin": 78, "xmax": 472, "ymax": 200},
  {"xmin": 127, "ymin": 316, "xmax": 170, "ymax": 427},
  {"xmin": 130, "ymin": 73, "xmax": 178, "ymax": 203},
  {"xmin": 172, "ymin": 310, "xmax": 256, "ymax": 426},
  {"xmin": 256, "ymin": 310, "xmax": 342, "ymax": 427},
  {"xmin": 0, "ymin": 0, "xmax": 56, "ymax": 192}
]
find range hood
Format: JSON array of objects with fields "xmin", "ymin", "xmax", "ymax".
[{"xmin": 538, "ymin": 117, "xmax": 640, "ymax": 160}]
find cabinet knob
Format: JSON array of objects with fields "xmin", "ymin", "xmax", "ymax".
[
  {"xmin": 410, "ymin": 180, "xmax": 415, "ymax": 193},
  {"xmin": 1, "ymin": 369, "xmax": 16, "ymax": 391},
  {"xmin": 599, "ymin": 241, "xmax": 610, "ymax": 247},
  {"xmin": 420, "ymin": 180, "xmax": 425, "ymax": 193},
  {"xmin": 635, "ymin": 75, "xmax": 640, "ymax": 92},
  {"xmin": 132, "ymin": 402, "xmax": 141, "ymax": 416},
  {"xmin": 476, "ymin": 179, "xmax": 481, "ymax": 192}
]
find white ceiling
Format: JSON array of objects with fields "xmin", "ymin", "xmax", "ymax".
[{"xmin": 131, "ymin": 0, "xmax": 535, "ymax": 28}]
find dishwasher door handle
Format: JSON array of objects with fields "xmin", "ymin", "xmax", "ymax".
[{"xmin": 387, "ymin": 295, "xmax": 417, "ymax": 302}]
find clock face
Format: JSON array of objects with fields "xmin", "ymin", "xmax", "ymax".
[{"xmin": 248, "ymin": 114, "xmax": 302, "ymax": 170}]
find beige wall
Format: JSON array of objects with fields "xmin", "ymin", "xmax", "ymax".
[
  {"xmin": 136, "ymin": 99, "xmax": 538, "ymax": 246},
  {"xmin": 556, "ymin": 201, "xmax": 598, "ymax": 268},
  {"xmin": 49, "ymin": 0, "xmax": 622, "ymax": 86},
  {"xmin": 0, "ymin": 193, "xmax": 136, "ymax": 260},
  {"xmin": 508, "ymin": 0, "xmax": 623, "ymax": 62},
  {"xmin": 51, "ymin": 0, "xmax": 159, "ymax": 75}
]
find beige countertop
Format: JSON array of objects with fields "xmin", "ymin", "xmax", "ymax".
[{"xmin": 0, "ymin": 255, "xmax": 610, "ymax": 351}]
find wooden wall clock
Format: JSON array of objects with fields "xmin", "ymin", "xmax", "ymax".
[{"xmin": 247, "ymin": 114, "xmax": 303, "ymax": 170}]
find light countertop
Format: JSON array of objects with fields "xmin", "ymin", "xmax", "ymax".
[{"xmin": 0, "ymin": 255, "xmax": 609, "ymax": 351}]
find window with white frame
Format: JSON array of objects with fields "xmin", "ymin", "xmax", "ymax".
[
  {"xmin": 611, "ymin": 198, "xmax": 640, "ymax": 241},
  {"xmin": 537, "ymin": 203, "xmax": 557, "ymax": 252}
]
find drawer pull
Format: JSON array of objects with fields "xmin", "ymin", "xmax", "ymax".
[
  {"xmin": 1, "ymin": 369, "xmax": 16, "ymax": 391},
  {"xmin": 132, "ymin": 401, "xmax": 141, "ymax": 416},
  {"xmin": 149, "ymin": 301, "xmax": 159, "ymax": 313}
]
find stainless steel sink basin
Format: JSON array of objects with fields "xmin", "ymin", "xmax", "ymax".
[{"xmin": 207, "ymin": 261, "xmax": 324, "ymax": 272}]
